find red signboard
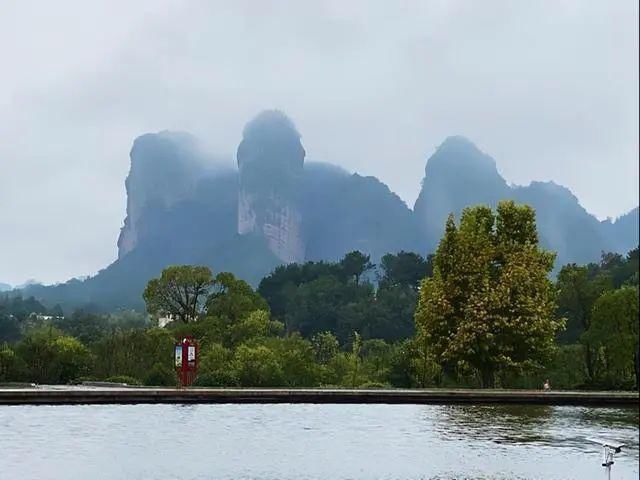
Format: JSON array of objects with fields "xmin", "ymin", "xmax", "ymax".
[{"xmin": 175, "ymin": 336, "xmax": 199, "ymax": 387}]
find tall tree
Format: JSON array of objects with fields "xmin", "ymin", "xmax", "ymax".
[
  {"xmin": 415, "ymin": 201, "xmax": 562, "ymax": 387},
  {"xmin": 206, "ymin": 272, "xmax": 269, "ymax": 323},
  {"xmin": 556, "ymin": 264, "xmax": 611, "ymax": 379},
  {"xmin": 583, "ymin": 286, "xmax": 639, "ymax": 388},
  {"xmin": 340, "ymin": 251, "xmax": 374, "ymax": 285},
  {"xmin": 143, "ymin": 265, "xmax": 214, "ymax": 323}
]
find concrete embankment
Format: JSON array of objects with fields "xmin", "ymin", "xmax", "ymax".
[{"xmin": 0, "ymin": 387, "xmax": 637, "ymax": 406}]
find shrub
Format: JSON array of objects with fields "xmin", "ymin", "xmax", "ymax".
[
  {"xmin": 144, "ymin": 362, "xmax": 176, "ymax": 386},
  {"xmin": 193, "ymin": 370, "xmax": 238, "ymax": 387}
]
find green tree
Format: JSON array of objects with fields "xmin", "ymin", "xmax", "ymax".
[
  {"xmin": 340, "ymin": 251, "xmax": 374, "ymax": 285},
  {"xmin": 415, "ymin": 201, "xmax": 563, "ymax": 387},
  {"xmin": 584, "ymin": 286, "xmax": 639, "ymax": 388},
  {"xmin": 261, "ymin": 335, "xmax": 321, "ymax": 387},
  {"xmin": 0, "ymin": 343, "xmax": 20, "ymax": 381},
  {"xmin": 50, "ymin": 336, "xmax": 93, "ymax": 383},
  {"xmin": 196, "ymin": 343, "xmax": 238, "ymax": 386},
  {"xmin": 379, "ymin": 251, "xmax": 431, "ymax": 290},
  {"xmin": 556, "ymin": 264, "xmax": 611, "ymax": 379},
  {"xmin": 206, "ymin": 272, "xmax": 269, "ymax": 322},
  {"xmin": 233, "ymin": 344, "xmax": 284, "ymax": 386},
  {"xmin": 350, "ymin": 332, "xmax": 362, "ymax": 388},
  {"xmin": 143, "ymin": 265, "xmax": 214, "ymax": 323},
  {"xmin": 311, "ymin": 331, "xmax": 339, "ymax": 364},
  {"xmin": 15, "ymin": 327, "xmax": 92, "ymax": 383}
]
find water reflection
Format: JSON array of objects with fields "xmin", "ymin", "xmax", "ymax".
[{"xmin": 431, "ymin": 404, "xmax": 639, "ymax": 453}]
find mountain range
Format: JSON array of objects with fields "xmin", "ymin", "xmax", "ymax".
[{"xmin": 19, "ymin": 110, "xmax": 638, "ymax": 312}]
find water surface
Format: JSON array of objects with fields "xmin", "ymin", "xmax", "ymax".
[{"xmin": 0, "ymin": 404, "xmax": 637, "ymax": 479}]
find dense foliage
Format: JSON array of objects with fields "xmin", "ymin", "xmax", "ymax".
[{"xmin": 415, "ymin": 202, "xmax": 564, "ymax": 387}]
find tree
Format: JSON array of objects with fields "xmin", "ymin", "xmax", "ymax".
[
  {"xmin": 311, "ymin": 331, "xmax": 339, "ymax": 364},
  {"xmin": 143, "ymin": 265, "xmax": 214, "ymax": 323},
  {"xmin": 415, "ymin": 201, "xmax": 563, "ymax": 387},
  {"xmin": 206, "ymin": 272, "xmax": 269, "ymax": 323},
  {"xmin": 340, "ymin": 251, "xmax": 374, "ymax": 285},
  {"xmin": 350, "ymin": 332, "xmax": 362, "ymax": 388},
  {"xmin": 233, "ymin": 344, "xmax": 284, "ymax": 386},
  {"xmin": 15, "ymin": 327, "xmax": 93, "ymax": 383},
  {"xmin": 556, "ymin": 264, "xmax": 611, "ymax": 380},
  {"xmin": 584, "ymin": 286, "xmax": 639, "ymax": 388},
  {"xmin": 379, "ymin": 251, "xmax": 430, "ymax": 290}
]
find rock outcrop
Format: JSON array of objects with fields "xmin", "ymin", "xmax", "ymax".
[
  {"xmin": 237, "ymin": 111, "xmax": 306, "ymax": 263},
  {"xmin": 117, "ymin": 131, "xmax": 206, "ymax": 258}
]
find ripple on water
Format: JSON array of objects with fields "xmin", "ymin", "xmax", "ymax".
[{"xmin": 0, "ymin": 403, "xmax": 637, "ymax": 480}]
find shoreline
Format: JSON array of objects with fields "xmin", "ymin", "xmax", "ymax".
[{"xmin": 1, "ymin": 387, "xmax": 637, "ymax": 407}]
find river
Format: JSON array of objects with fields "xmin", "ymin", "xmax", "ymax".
[{"xmin": 0, "ymin": 404, "xmax": 637, "ymax": 479}]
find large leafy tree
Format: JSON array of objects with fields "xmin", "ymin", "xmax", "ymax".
[
  {"xmin": 583, "ymin": 286, "xmax": 639, "ymax": 388},
  {"xmin": 143, "ymin": 265, "xmax": 214, "ymax": 323},
  {"xmin": 206, "ymin": 272, "xmax": 269, "ymax": 323},
  {"xmin": 415, "ymin": 201, "xmax": 562, "ymax": 387},
  {"xmin": 556, "ymin": 264, "xmax": 611, "ymax": 379}
]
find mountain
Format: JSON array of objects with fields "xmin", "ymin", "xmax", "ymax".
[
  {"xmin": 0, "ymin": 283, "xmax": 11, "ymax": 292},
  {"xmin": 600, "ymin": 207, "xmax": 639, "ymax": 255},
  {"xmin": 413, "ymin": 136, "xmax": 510, "ymax": 252},
  {"xmin": 414, "ymin": 136, "xmax": 634, "ymax": 266},
  {"xmin": 20, "ymin": 114, "xmax": 638, "ymax": 312}
]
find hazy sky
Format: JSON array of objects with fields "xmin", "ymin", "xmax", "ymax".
[{"xmin": 1, "ymin": 0, "xmax": 638, "ymax": 286}]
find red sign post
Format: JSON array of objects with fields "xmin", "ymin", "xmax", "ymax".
[{"xmin": 174, "ymin": 336, "xmax": 199, "ymax": 387}]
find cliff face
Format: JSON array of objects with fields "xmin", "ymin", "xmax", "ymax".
[
  {"xmin": 117, "ymin": 131, "xmax": 206, "ymax": 258},
  {"xmin": 237, "ymin": 111, "xmax": 306, "ymax": 263}
]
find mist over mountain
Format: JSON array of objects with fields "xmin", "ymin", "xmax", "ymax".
[
  {"xmin": 20, "ymin": 111, "xmax": 638, "ymax": 312},
  {"xmin": 0, "ymin": 283, "xmax": 11, "ymax": 292},
  {"xmin": 414, "ymin": 137, "xmax": 637, "ymax": 266},
  {"xmin": 600, "ymin": 207, "xmax": 640, "ymax": 255}
]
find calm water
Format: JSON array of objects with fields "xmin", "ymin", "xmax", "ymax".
[{"xmin": 0, "ymin": 404, "xmax": 638, "ymax": 480}]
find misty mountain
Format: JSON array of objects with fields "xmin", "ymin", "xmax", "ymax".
[
  {"xmin": 20, "ymin": 112, "xmax": 638, "ymax": 312},
  {"xmin": 600, "ymin": 207, "xmax": 639, "ymax": 255},
  {"xmin": 414, "ymin": 136, "xmax": 637, "ymax": 266},
  {"xmin": 0, "ymin": 283, "xmax": 11, "ymax": 292}
]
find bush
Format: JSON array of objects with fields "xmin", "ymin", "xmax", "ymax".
[
  {"xmin": 144, "ymin": 363, "xmax": 176, "ymax": 386},
  {"xmin": 193, "ymin": 370, "xmax": 238, "ymax": 387},
  {"xmin": 233, "ymin": 345, "xmax": 284, "ymax": 387}
]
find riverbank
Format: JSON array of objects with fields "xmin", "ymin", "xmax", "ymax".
[{"xmin": 0, "ymin": 386, "xmax": 637, "ymax": 406}]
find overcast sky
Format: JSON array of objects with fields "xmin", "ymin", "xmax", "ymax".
[{"xmin": 1, "ymin": 0, "xmax": 638, "ymax": 286}]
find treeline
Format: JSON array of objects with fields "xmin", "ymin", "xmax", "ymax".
[
  {"xmin": 555, "ymin": 249, "xmax": 639, "ymax": 389},
  {"xmin": 1, "ymin": 201, "xmax": 637, "ymax": 389}
]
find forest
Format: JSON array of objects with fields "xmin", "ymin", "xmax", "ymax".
[{"xmin": 1, "ymin": 201, "xmax": 638, "ymax": 390}]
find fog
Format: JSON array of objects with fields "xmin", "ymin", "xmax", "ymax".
[{"xmin": 0, "ymin": 0, "xmax": 637, "ymax": 285}]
